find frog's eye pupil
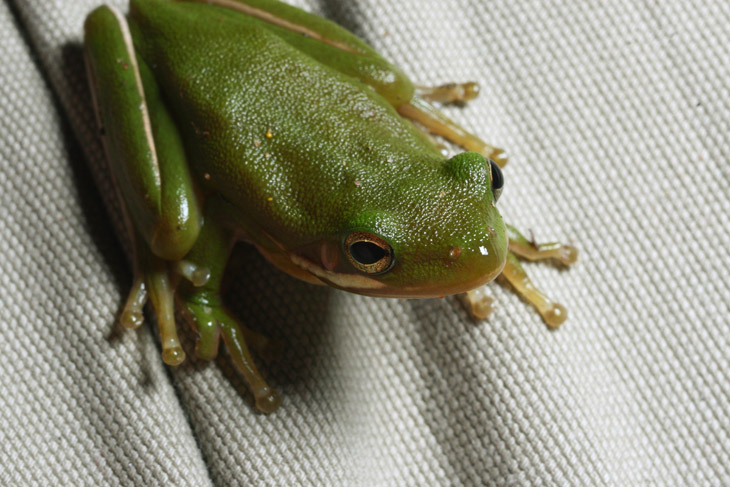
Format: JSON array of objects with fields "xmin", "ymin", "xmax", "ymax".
[
  {"xmin": 350, "ymin": 241, "xmax": 385, "ymax": 265},
  {"xmin": 345, "ymin": 232, "xmax": 394, "ymax": 275},
  {"xmin": 489, "ymin": 159, "xmax": 504, "ymax": 202}
]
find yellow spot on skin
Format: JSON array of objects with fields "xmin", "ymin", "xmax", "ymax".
[
  {"xmin": 265, "ymin": 152, "xmax": 271, "ymax": 158},
  {"xmin": 265, "ymin": 129, "xmax": 274, "ymax": 139},
  {"xmin": 438, "ymin": 191, "xmax": 446, "ymax": 197},
  {"xmin": 267, "ymin": 197, "xmax": 273, "ymax": 202}
]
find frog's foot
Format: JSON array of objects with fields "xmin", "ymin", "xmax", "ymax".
[
  {"xmin": 415, "ymin": 82, "xmax": 480, "ymax": 104},
  {"xmin": 498, "ymin": 251, "xmax": 567, "ymax": 328},
  {"xmin": 398, "ymin": 96, "xmax": 507, "ymax": 166},
  {"xmin": 490, "ymin": 223, "xmax": 577, "ymax": 327},
  {"xmin": 510, "ymin": 240, "xmax": 578, "ymax": 267},
  {"xmin": 119, "ymin": 256, "xmax": 189, "ymax": 365},
  {"xmin": 460, "ymin": 286, "xmax": 495, "ymax": 320},
  {"xmin": 506, "ymin": 223, "xmax": 578, "ymax": 267},
  {"xmin": 120, "ymin": 257, "xmax": 216, "ymax": 367},
  {"xmin": 180, "ymin": 298, "xmax": 282, "ymax": 414}
]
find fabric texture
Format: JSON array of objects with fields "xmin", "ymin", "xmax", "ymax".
[{"xmin": 2, "ymin": 0, "xmax": 729, "ymax": 485}]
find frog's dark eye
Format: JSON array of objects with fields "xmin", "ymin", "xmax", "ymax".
[
  {"xmin": 489, "ymin": 159, "xmax": 504, "ymax": 202},
  {"xmin": 344, "ymin": 232, "xmax": 394, "ymax": 275}
]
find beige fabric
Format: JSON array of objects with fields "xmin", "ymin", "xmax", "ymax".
[{"xmin": 2, "ymin": 0, "xmax": 729, "ymax": 485}]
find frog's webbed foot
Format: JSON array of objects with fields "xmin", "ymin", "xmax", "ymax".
[
  {"xmin": 499, "ymin": 251, "xmax": 568, "ymax": 328},
  {"xmin": 398, "ymin": 95, "xmax": 508, "ymax": 167}
]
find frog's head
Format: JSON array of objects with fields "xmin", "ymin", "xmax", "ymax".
[{"xmin": 290, "ymin": 152, "xmax": 507, "ymax": 298}]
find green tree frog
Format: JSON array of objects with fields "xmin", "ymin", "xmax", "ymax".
[{"xmin": 84, "ymin": 0, "xmax": 577, "ymax": 413}]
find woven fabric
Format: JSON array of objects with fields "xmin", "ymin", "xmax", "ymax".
[{"xmin": 2, "ymin": 0, "xmax": 729, "ymax": 485}]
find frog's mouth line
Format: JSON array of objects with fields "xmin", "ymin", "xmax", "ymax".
[
  {"xmin": 289, "ymin": 253, "xmax": 386, "ymax": 291},
  {"xmin": 251, "ymin": 230, "xmax": 387, "ymax": 291}
]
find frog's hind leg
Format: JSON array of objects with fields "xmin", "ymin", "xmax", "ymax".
[
  {"xmin": 499, "ymin": 224, "xmax": 578, "ymax": 328},
  {"xmin": 85, "ymin": 6, "xmax": 201, "ymax": 262},
  {"xmin": 86, "ymin": 8, "xmax": 203, "ymax": 363},
  {"xmin": 397, "ymin": 96, "xmax": 508, "ymax": 167}
]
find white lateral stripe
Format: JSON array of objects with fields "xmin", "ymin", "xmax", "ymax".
[
  {"xmin": 289, "ymin": 254, "xmax": 385, "ymax": 290},
  {"xmin": 181, "ymin": 0, "xmax": 359, "ymax": 54},
  {"xmin": 109, "ymin": 6, "xmax": 161, "ymax": 187}
]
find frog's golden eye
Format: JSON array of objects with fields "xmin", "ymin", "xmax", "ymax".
[
  {"xmin": 344, "ymin": 232, "xmax": 394, "ymax": 275},
  {"xmin": 488, "ymin": 159, "xmax": 504, "ymax": 202}
]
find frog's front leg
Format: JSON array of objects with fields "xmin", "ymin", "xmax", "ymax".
[{"xmin": 176, "ymin": 202, "xmax": 282, "ymax": 413}]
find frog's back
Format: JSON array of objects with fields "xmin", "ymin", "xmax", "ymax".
[{"xmin": 128, "ymin": 0, "xmax": 442, "ymax": 243}]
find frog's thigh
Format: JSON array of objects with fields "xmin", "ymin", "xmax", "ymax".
[{"xmin": 84, "ymin": 6, "xmax": 201, "ymax": 261}]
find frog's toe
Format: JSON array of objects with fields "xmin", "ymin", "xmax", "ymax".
[
  {"xmin": 120, "ymin": 276, "xmax": 147, "ymax": 329},
  {"xmin": 175, "ymin": 260, "xmax": 211, "ymax": 287},
  {"xmin": 541, "ymin": 302, "xmax": 568, "ymax": 328},
  {"xmin": 460, "ymin": 286, "xmax": 495, "ymax": 320},
  {"xmin": 253, "ymin": 385, "xmax": 282, "ymax": 414},
  {"xmin": 161, "ymin": 346, "xmax": 186, "ymax": 366},
  {"xmin": 415, "ymin": 81, "xmax": 480, "ymax": 104},
  {"xmin": 559, "ymin": 245, "xmax": 579, "ymax": 266}
]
